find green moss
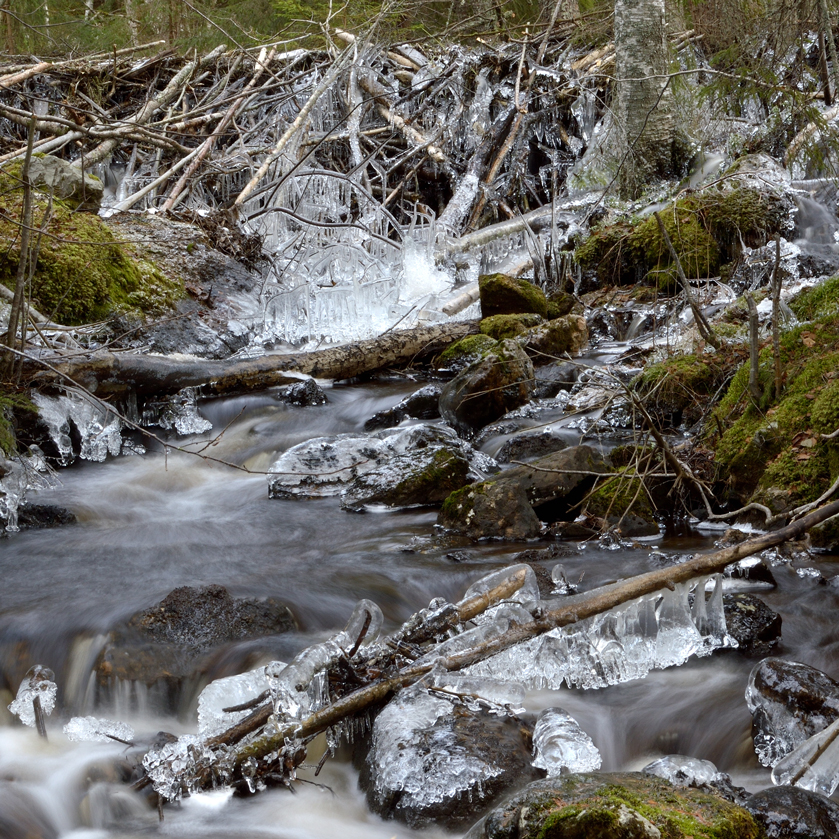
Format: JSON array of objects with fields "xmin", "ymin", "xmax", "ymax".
[
  {"xmin": 437, "ymin": 334, "xmax": 497, "ymax": 368},
  {"xmin": 575, "ymin": 187, "xmax": 785, "ymax": 289},
  {"xmin": 790, "ymin": 274, "xmax": 839, "ymax": 322},
  {"xmin": 479, "ymin": 273, "xmax": 549, "ymax": 317},
  {"xmin": 585, "ymin": 468, "xmax": 655, "ymax": 521},
  {"xmin": 0, "ymin": 390, "xmax": 36, "ymax": 455},
  {"xmin": 0, "ymin": 162, "xmax": 182, "ymax": 325},
  {"xmin": 480, "ymin": 313, "xmax": 544, "ymax": 340}
]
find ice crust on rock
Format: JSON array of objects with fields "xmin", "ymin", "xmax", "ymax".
[
  {"xmin": 367, "ymin": 684, "xmax": 503, "ymax": 809},
  {"xmin": 771, "ymin": 717, "xmax": 839, "ymax": 796},
  {"xmin": 531, "ymin": 707, "xmax": 601, "ymax": 774},
  {"xmin": 142, "ymin": 387, "xmax": 213, "ymax": 435},
  {"xmin": 268, "ymin": 424, "xmax": 495, "ymax": 499},
  {"xmin": 643, "ymin": 754, "xmax": 721, "ymax": 786},
  {"xmin": 465, "ymin": 574, "xmax": 735, "ymax": 690},
  {"xmin": 8, "ymin": 665, "xmax": 57, "ymax": 727},
  {"xmin": 63, "ymin": 716, "xmax": 135, "ymax": 743},
  {"xmin": 197, "ymin": 665, "xmax": 281, "ymax": 738}
]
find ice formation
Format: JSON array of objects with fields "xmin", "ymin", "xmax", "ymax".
[
  {"xmin": 8, "ymin": 665, "xmax": 57, "ymax": 727},
  {"xmin": 464, "ymin": 574, "xmax": 735, "ymax": 690},
  {"xmin": 63, "ymin": 716, "xmax": 135, "ymax": 743},
  {"xmin": 33, "ymin": 390, "xmax": 123, "ymax": 464},
  {"xmin": 531, "ymin": 708, "xmax": 601, "ymax": 774},
  {"xmin": 643, "ymin": 755, "xmax": 721, "ymax": 786},
  {"xmin": 141, "ymin": 388, "xmax": 213, "ymax": 435},
  {"xmin": 0, "ymin": 446, "xmax": 54, "ymax": 532},
  {"xmin": 197, "ymin": 665, "xmax": 281, "ymax": 738},
  {"xmin": 771, "ymin": 717, "xmax": 839, "ymax": 796},
  {"xmin": 142, "ymin": 735, "xmax": 221, "ymax": 801},
  {"xmin": 366, "ymin": 684, "xmax": 504, "ymax": 810}
]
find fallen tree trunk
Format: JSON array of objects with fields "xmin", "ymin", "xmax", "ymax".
[{"xmin": 33, "ymin": 320, "xmax": 478, "ymax": 399}]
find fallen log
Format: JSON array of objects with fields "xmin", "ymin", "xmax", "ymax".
[{"xmin": 32, "ymin": 320, "xmax": 478, "ymax": 399}]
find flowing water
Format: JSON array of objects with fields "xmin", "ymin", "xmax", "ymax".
[{"xmin": 3, "ymin": 372, "xmax": 839, "ymax": 838}]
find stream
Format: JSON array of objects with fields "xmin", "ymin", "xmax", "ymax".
[{"xmin": 3, "ymin": 362, "xmax": 839, "ymax": 838}]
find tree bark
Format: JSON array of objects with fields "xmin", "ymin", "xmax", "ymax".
[
  {"xmin": 614, "ymin": 0, "xmax": 675, "ymax": 198},
  {"xmin": 32, "ymin": 321, "xmax": 478, "ymax": 399}
]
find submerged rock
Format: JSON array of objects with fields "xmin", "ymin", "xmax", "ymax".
[
  {"xmin": 468, "ymin": 773, "xmax": 761, "ymax": 839},
  {"xmin": 747, "ymin": 658, "xmax": 839, "ymax": 767},
  {"xmin": 440, "ymin": 339, "xmax": 535, "ymax": 432},
  {"xmin": 94, "ymin": 585, "xmax": 296, "ymax": 695},
  {"xmin": 360, "ymin": 685, "xmax": 539, "ymax": 829},
  {"xmin": 479, "ymin": 273, "xmax": 548, "ymax": 318},
  {"xmin": 744, "ymin": 785, "xmax": 839, "ymax": 838}
]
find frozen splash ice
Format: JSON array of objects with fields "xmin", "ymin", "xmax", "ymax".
[
  {"xmin": 643, "ymin": 754, "xmax": 721, "ymax": 786},
  {"xmin": 141, "ymin": 388, "xmax": 212, "ymax": 435},
  {"xmin": 771, "ymin": 717, "xmax": 839, "ymax": 796},
  {"xmin": 466, "ymin": 575, "xmax": 735, "ymax": 691},
  {"xmin": 8, "ymin": 665, "xmax": 57, "ymax": 727},
  {"xmin": 142, "ymin": 735, "xmax": 211, "ymax": 801},
  {"xmin": 197, "ymin": 665, "xmax": 280, "ymax": 739},
  {"xmin": 63, "ymin": 716, "xmax": 135, "ymax": 743},
  {"xmin": 531, "ymin": 708, "xmax": 601, "ymax": 775}
]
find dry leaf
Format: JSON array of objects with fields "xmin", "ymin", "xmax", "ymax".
[{"xmin": 802, "ymin": 332, "xmax": 817, "ymax": 347}]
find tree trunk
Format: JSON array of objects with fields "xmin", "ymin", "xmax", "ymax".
[
  {"xmin": 614, "ymin": 0, "xmax": 676, "ymax": 198},
  {"xmin": 32, "ymin": 321, "xmax": 479, "ymax": 400}
]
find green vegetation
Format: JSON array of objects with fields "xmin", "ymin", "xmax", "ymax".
[
  {"xmin": 0, "ymin": 391, "xmax": 36, "ymax": 455},
  {"xmin": 575, "ymin": 187, "xmax": 786, "ymax": 288},
  {"xmin": 437, "ymin": 334, "xmax": 497, "ymax": 369},
  {"xmin": 0, "ymin": 162, "xmax": 181, "ymax": 325},
  {"xmin": 480, "ymin": 313, "xmax": 543, "ymax": 340}
]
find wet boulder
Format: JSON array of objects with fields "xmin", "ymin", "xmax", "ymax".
[
  {"xmin": 274, "ymin": 378, "xmax": 327, "ymax": 406},
  {"xmin": 747, "ymin": 658, "xmax": 839, "ymax": 767},
  {"xmin": 360, "ymin": 685, "xmax": 539, "ymax": 829},
  {"xmin": 437, "ymin": 334, "xmax": 497, "ymax": 373},
  {"xmin": 467, "ymin": 773, "xmax": 761, "ymax": 839},
  {"xmin": 744, "ymin": 785, "xmax": 839, "ymax": 838},
  {"xmin": 28, "ymin": 154, "xmax": 103, "ymax": 211},
  {"xmin": 520, "ymin": 315, "xmax": 589, "ymax": 360},
  {"xmin": 495, "ymin": 430, "xmax": 568, "ymax": 463},
  {"xmin": 533, "ymin": 360, "xmax": 578, "ymax": 398},
  {"xmin": 439, "ymin": 481, "xmax": 542, "ymax": 539},
  {"xmin": 341, "ymin": 445, "xmax": 470, "ymax": 510},
  {"xmin": 94, "ymin": 585, "xmax": 296, "ymax": 696},
  {"xmin": 480, "ymin": 313, "xmax": 544, "ymax": 340},
  {"xmin": 438, "ymin": 446, "xmax": 607, "ymax": 539},
  {"xmin": 364, "ymin": 384, "xmax": 442, "ymax": 431},
  {"xmin": 440, "ymin": 339, "xmax": 535, "ymax": 432},
  {"xmin": 547, "ymin": 290, "xmax": 577, "ymax": 319},
  {"xmin": 479, "ymin": 273, "xmax": 548, "ymax": 318},
  {"xmin": 721, "ymin": 593, "xmax": 781, "ymax": 655}
]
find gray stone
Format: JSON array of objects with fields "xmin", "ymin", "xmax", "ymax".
[
  {"xmin": 439, "ymin": 481, "xmax": 541, "ymax": 540},
  {"xmin": 745, "ymin": 785, "xmax": 839, "ymax": 838},
  {"xmin": 722, "ymin": 593, "xmax": 781, "ymax": 656},
  {"xmin": 28, "ymin": 155, "xmax": 103, "ymax": 210}
]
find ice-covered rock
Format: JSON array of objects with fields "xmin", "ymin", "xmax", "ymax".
[
  {"xmin": 8, "ymin": 665, "xmax": 57, "ymax": 727},
  {"xmin": 141, "ymin": 387, "xmax": 212, "ymax": 435},
  {"xmin": 746, "ymin": 659, "xmax": 839, "ymax": 768},
  {"xmin": 362, "ymin": 683, "xmax": 539, "ymax": 828},
  {"xmin": 63, "ymin": 716, "xmax": 135, "ymax": 743},
  {"xmin": 531, "ymin": 708, "xmax": 601, "ymax": 775},
  {"xmin": 364, "ymin": 384, "xmax": 441, "ymax": 431},
  {"xmin": 744, "ymin": 785, "xmax": 839, "ymax": 839}
]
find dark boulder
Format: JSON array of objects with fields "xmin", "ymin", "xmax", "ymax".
[
  {"xmin": 520, "ymin": 315, "xmax": 588, "ymax": 359},
  {"xmin": 495, "ymin": 430, "xmax": 568, "ymax": 463},
  {"xmin": 439, "ymin": 481, "xmax": 541, "ymax": 540},
  {"xmin": 274, "ymin": 378, "xmax": 327, "ymax": 406},
  {"xmin": 440, "ymin": 339, "xmax": 535, "ymax": 432},
  {"xmin": 722, "ymin": 593, "xmax": 782, "ymax": 655},
  {"xmin": 95, "ymin": 585, "xmax": 296, "ymax": 698},
  {"xmin": 364, "ymin": 384, "xmax": 441, "ymax": 431},
  {"xmin": 745, "ymin": 785, "xmax": 839, "ymax": 838},
  {"xmin": 467, "ymin": 773, "xmax": 761, "ymax": 839},
  {"xmin": 16, "ymin": 503, "xmax": 76, "ymax": 530},
  {"xmin": 361, "ymin": 686, "xmax": 539, "ymax": 829},
  {"xmin": 479, "ymin": 273, "xmax": 548, "ymax": 318},
  {"xmin": 533, "ymin": 360, "xmax": 579, "ymax": 398}
]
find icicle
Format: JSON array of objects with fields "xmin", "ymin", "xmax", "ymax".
[
  {"xmin": 531, "ymin": 708, "xmax": 601, "ymax": 775},
  {"xmin": 771, "ymin": 718, "xmax": 839, "ymax": 796}
]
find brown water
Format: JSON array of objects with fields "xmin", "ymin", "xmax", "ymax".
[{"xmin": 1, "ymin": 378, "xmax": 838, "ymax": 838}]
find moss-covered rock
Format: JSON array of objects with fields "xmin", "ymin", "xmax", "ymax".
[
  {"xmin": 471, "ymin": 773, "xmax": 762, "ymax": 839},
  {"xmin": 341, "ymin": 446, "xmax": 470, "ymax": 510},
  {"xmin": 0, "ymin": 161, "xmax": 181, "ymax": 325},
  {"xmin": 438, "ymin": 481, "xmax": 542, "ymax": 540},
  {"xmin": 479, "ymin": 273, "xmax": 549, "ymax": 318},
  {"xmin": 521, "ymin": 315, "xmax": 588, "ymax": 360},
  {"xmin": 584, "ymin": 469, "xmax": 658, "ymax": 536},
  {"xmin": 437, "ymin": 334, "xmax": 498, "ymax": 372},
  {"xmin": 439, "ymin": 338, "xmax": 535, "ymax": 432},
  {"xmin": 547, "ymin": 290, "xmax": 578, "ymax": 319},
  {"xmin": 790, "ymin": 274, "xmax": 839, "ymax": 322},
  {"xmin": 480, "ymin": 313, "xmax": 544, "ymax": 340},
  {"xmin": 575, "ymin": 187, "xmax": 786, "ymax": 290}
]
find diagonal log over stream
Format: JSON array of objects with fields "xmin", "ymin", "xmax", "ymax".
[{"xmin": 180, "ymin": 497, "xmax": 839, "ymax": 790}]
